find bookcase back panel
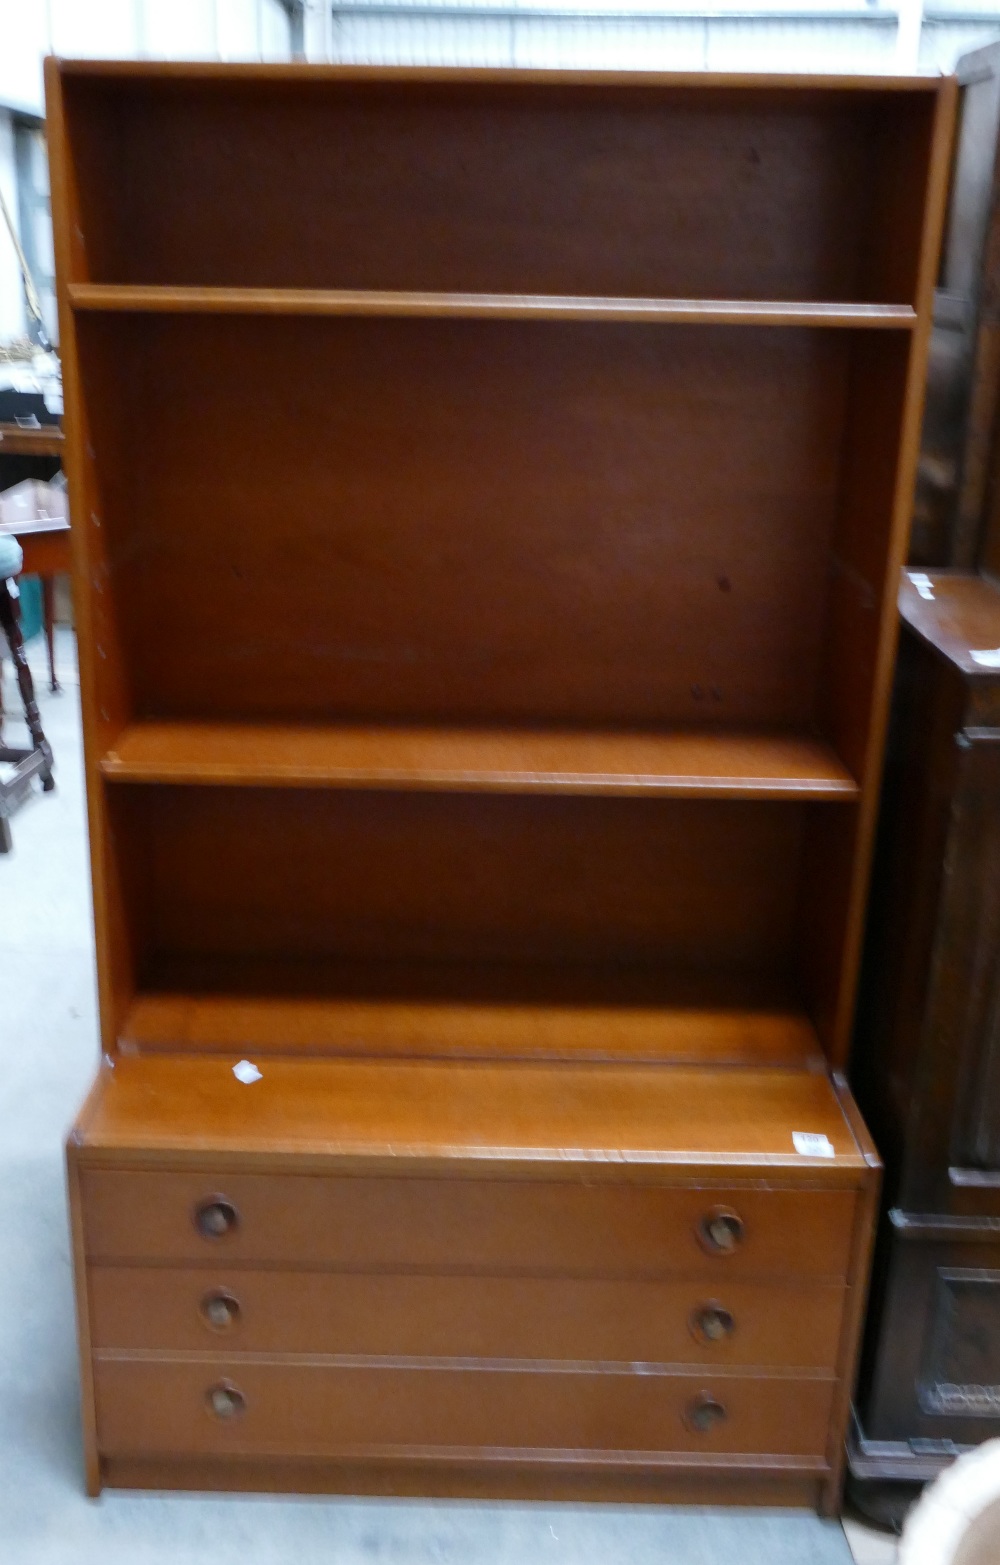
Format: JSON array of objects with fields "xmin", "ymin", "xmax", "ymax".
[
  {"xmin": 114, "ymin": 787, "xmax": 805, "ymax": 976},
  {"xmin": 62, "ymin": 75, "xmax": 933, "ymax": 304},
  {"xmin": 80, "ymin": 313, "xmax": 852, "ymax": 729}
]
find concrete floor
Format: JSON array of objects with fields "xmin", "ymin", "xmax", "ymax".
[{"xmin": 0, "ymin": 628, "xmax": 894, "ymax": 1564}]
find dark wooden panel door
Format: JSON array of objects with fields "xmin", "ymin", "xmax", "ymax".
[
  {"xmin": 950, "ymin": 732, "xmax": 1000, "ymax": 1171},
  {"xmin": 902, "ymin": 729, "xmax": 1000, "ymax": 1205}
]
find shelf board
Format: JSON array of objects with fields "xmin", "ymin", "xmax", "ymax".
[
  {"xmin": 74, "ymin": 1050, "xmax": 866, "ymax": 1175},
  {"xmin": 121, "ymin": 961, "xmax": 824, "ymax": 1069},
  {"xmin": 68, "ymin": 283, "xmax": 918, "ymax": 329},
  {"xmin": 100, "ymin": 721, "xmax": 860, "ymax": 801}
]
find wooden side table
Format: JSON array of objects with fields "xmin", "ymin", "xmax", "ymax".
[
  {"xmin": 0, "ymin": 478, "xmax": 71, "ymax": 692},
  {"xmin": 0, "ymin": 421, "xmax": 64, "ymax": 460},
  {"xmin": 0, "ymin": 536, "xmax": 54, "ymax": 853}
]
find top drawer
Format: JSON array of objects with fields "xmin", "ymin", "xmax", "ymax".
[{"xmin": 80, "ymin": 1169, "xmax": 857, "ymax": 1279}]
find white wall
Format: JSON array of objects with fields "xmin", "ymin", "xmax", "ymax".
[
  {"xmin": 318, "ymin": 6, "xmax": 999, "ymax": 76},
  {"xmin": 0, "ymin": 110, "xmax": 25, "ymax": 344},
  {"xmin": 4, "ymin": 0, "xmax": 1000, "ymax": 349},
  {"xmin": 0, "ymin": 0, "xmax": 293, "ymax": 116},
  {"xmin": 0, "ymin": 0, "xmax": 293, "ymax": 348}
]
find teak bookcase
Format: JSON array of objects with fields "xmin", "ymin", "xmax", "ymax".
[{"xmin": 47, "ymin": 60, "xmax": 954, "ymax": 1510}]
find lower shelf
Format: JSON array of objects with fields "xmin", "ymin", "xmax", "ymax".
[{"xmin": 122, "ymin": 961, "xmax": 823, "ymax": 1068}]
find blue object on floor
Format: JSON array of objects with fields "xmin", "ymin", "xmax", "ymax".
[{"xmin": 16, "ymin": 574, "xmax": 42, "ymax": 643}]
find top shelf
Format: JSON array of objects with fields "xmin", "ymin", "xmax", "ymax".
[{"xmin": 67, "ymin": 284, "xmax": 918, "ymax": 329}]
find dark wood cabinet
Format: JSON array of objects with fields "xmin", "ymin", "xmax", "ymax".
[{"xmin": 851, "ymin": 571, "xmax": 1000, "ymax": 1493}]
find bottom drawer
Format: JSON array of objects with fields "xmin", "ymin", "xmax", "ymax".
[{"xmin": 94, "ymin": 1360, "xmax": 835, "ymax": 1461}]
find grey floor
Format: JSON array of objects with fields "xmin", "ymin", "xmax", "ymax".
[{"xmin": 0, "ymin": 628, "xmax": 890, "ymax": 1564}]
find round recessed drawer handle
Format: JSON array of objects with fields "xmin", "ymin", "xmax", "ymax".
[
  {"xmin": 194, "ymin": 1197, "xmax": 239, "ymax": 1240},
  {"xmin": 690, "ymin": 1302, "xmax": 735, "ymax": 1345},
  {"xmin": 684, "ymin": 1392, "xmax": 728, "ymax": 1435},
  {"xmin": 200, "ymin": 1290, "xmax": 241, "ymax": 1332},
  {"xmin": 697, "ymin": 1207, "xmax": 745, "ymax": 1255},
  {"xmin": 206, "ymin": 1381, "xmax": 246, "ymax": 1421}
]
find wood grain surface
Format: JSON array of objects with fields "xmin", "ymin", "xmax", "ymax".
[
  {"xmin": 101, "ymin": 721, "xmax": 860, "ymax": 800},
  {"xmin": 71, "ymin": 1053, "xmax": 867, "ymax": 1174},
  {"xmin": 92, "ymin": 1358, "xmax": 836, "ymax": 1461},
  {"xmin": 120, "ymin": 967, "xmax": 823, "ymax": 1066},
  {"xmin": 67, "ymin": 283, "xmax": 919, "ymax": 327},
  {"xmin": 89, "ymin": 1267, "xmax": 847, "ymax": 1367}
]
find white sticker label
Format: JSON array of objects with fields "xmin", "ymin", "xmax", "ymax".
[
  {"xmin": 232, "ymin": 1059, "xmax": 262, "ymax": 1084},
  {"xmin": 971, "ymin": 648, "xmax": 1000, "ymax": 669},
  {"xmin": 793, "ymin": 1132, "xmax": 835, "ymax": 1158},
  {"xmin": 908, "ymin": 572, "xmax": 936, "ymax": 601}
]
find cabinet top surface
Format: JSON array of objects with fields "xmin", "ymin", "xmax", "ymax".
[
  {"xmin": 71, "ymin": 1054, "xmax": 870, "ymax": 1180},
  {"xmin": 48, "ymin": 58, "xmax": 941, "ymax": 93},
  {"xmin": 900, "ymin": 570, "xmax": 1000, "ymax": 675}
]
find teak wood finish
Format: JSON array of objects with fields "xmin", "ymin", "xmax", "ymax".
[{"xmin": 47, "ymin": 60, "xmax": 954, "ymax": 1509}]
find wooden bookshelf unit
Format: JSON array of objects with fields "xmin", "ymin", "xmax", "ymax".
[{"xmin": 47, "ymin": 61, "xmax": 955, "ymax": 1510}]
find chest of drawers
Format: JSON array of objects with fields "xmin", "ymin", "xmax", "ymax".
[{"xmin": 69, "ymin": 1054, "xmax": 878, "ymax": 1510}]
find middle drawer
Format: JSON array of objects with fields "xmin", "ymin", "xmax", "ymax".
[{"xmin": 89, "ymin": 1268, "xmax": 846, "ymax": 1368}]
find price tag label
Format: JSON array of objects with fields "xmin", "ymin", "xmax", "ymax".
[{"xmin": 792, "ymin": 1132, "xmax": 835, "ymax": 1158}]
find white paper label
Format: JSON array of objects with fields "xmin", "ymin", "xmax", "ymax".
[
  {"xmin": 971, "ymin": 648, "xmax": 1000, "ymax": 669},
  {"xmin": 232, "ymin": 1059, "xmax": 262, "ymax": 1084},
  {"xmin": 908, "ymin": 572, "xmax": 936, "ymax": 601},
  {"xmin": 792, "ymin": 1132, "xmax": 835, "ymax": 1158}
]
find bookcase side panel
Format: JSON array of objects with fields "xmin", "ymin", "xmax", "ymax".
[
  {"xmin": 46, "ymin": 60, "xmax": 140, "ymax": 1059},
  {"xmin": 800, "ymin": 78, "xmax": 958, "ymax": 1066}
]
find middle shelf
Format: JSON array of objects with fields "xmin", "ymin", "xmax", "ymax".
[
  {"xmin": 99, "ymin": 721, "xmax": 860, "ymax": 801},
  {"xmin": 67, "ymin": 283, "xmax": 918, "ymax": 329}
]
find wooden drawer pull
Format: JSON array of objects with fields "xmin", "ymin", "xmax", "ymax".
[
  {"xmin": 698, "ymin": 1207, "xmax": 744, "ymax": 1255},
  {"xmin": 194, "ymin": 1197, "xmax": 239, "ymax": 1240},
  {"xmin": 684, "ymin": 1392, "xmax": 727, "ymax": 1434},
  {"xmin": 689, "ymin": 1302, "xmax": 735, "ymax": 1344},
  {"xmin": 206, "ymin": 1381, "xmax": 246, "ymax": 1421},
  {"xmin": 200, "ymin": 1290, "xmax": 241, "ymax": 1332}
]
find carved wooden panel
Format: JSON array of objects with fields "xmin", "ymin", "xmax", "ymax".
[
  {"xmin": 920, "ymin": 1267, "xmax": 1000, "ymax": 1416},
  {"xmin": 947, "ymin": 733, "xmax": 1000, "ymax": 1172}
]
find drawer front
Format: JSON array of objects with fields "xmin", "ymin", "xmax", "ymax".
[
  {"xmin": 80, "ymin": 1171, "xmax": 857, "ymax": 1278},
  {"xmin": 89, "ymin": 1267, "xmax": 847, "ymax": 1368},
  {"xmin": 94, "ymin": 1359, "xmax": 835, "ymax": 1461}
]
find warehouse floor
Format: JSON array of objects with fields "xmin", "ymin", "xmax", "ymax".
[{"xmin": 0, "ymin": 629, "xmax": 893, "ymax": 1565}]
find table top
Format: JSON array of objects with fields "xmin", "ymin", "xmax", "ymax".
[
  {"xmin": 0, "ymin": 421, "xmax": 64, "ymax": 458},
  {"xmin": 0, "ymin": 515, "xmax": 70, "ymax": 537},
  {"xmin": 900, "ymin": 569, "xmax": 1000, "ymax": 673}
]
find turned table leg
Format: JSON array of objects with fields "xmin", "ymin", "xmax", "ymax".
[
  {"xmin": 41, "ymin": 575, "xmax": 60, "ymax": 692},
  {"xmin": 0, "ymin": 577, "xmax": 55, "ymax": 849}
]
